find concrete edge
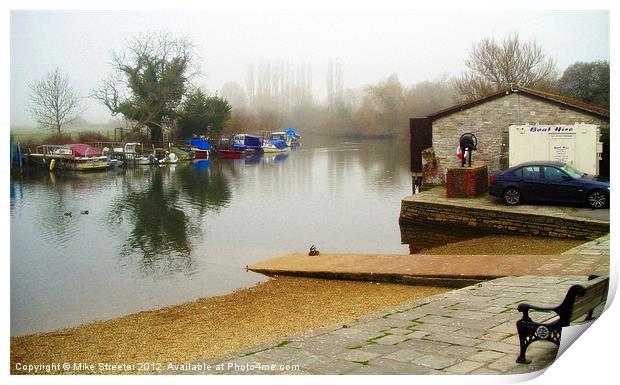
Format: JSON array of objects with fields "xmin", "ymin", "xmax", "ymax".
[{"xmin": 249, "ymin": 268, "xmax": 491, "ymax": 289}]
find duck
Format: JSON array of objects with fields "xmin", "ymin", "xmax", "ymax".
[
  {"xmin": 309, "ymin": 245, "xmax": 320, "ymax": 256},
  {"xmin": 63, "ymin": 212, "xmax": 72, "ymax": 217},
  {"xmin": 80, "ymin": 210, "xmax": 89, "ymax": 215}
]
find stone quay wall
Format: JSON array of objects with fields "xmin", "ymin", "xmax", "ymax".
[{"xmin": 400, "ymin": 200, "xmax": 609, "ymax": 240}]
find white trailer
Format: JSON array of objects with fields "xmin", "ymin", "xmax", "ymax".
[{"xmin": 509, "ymin": 124, "xmax": 602, "ymax": 175}]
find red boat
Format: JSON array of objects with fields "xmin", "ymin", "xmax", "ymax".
[
  {"xmin": 192, "ymin": 149, "xmax": 209, "ymax": 159},
  {"xmin": 215, "ymin": 149, "xmax": 244, "ymax": 159}
]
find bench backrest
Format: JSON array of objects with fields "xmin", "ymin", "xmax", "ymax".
[{"xmin": 570, "ymin": 276, "xmax": 609, "ymax": 322}]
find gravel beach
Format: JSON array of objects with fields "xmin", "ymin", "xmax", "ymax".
[{"xmin": 11, "ymin": 277, "xmax": 450, "ymax": 374}]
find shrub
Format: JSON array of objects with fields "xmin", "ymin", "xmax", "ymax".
[
  {"xmin": 44, "ymin": 133, "xmax": 75, "ymax": 145},
  {"xmin": 77, "ymin": 131, "xmax": 112, "ymax": 143}
]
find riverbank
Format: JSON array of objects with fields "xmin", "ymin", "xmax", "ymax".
[
  {"xmin": 11, "ymin": 277, "xmax": 450, "ymax": 375},
  {"xmin": 417, "ymin": 234, "xmax": 584, "ymax": 255}
]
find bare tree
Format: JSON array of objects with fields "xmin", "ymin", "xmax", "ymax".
[
  {"xmin": 28, "ymin": 67, "xmax": 82, "ymax": 133},
  {"xmin": 456, "ymin": 33, "xmax": 558, "ymax": 100},
  {"xmin": 92, "ymin": 31, "xmax": 196, "ymax": 143}
]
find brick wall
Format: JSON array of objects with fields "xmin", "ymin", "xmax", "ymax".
[
  {"xmin": 399, "ymin": 200, "xmax": 609, "ymax": 240},
  {"xmin": 428, "ymin": 93, "xmax": 609, "ymax": 183}
]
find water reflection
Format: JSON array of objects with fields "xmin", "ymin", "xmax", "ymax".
[{"xmin": 108, "ymin": 164, "xmax": 232, "ymax": 276}]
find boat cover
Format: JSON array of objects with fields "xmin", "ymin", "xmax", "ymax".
[
  {"xmin": 244, "ymin": 135, "xmax": 263, "ymax": 149},
  {"xmin": 67, "ymin": 144, "xmax": 103, "ymax": 157},
  {"xmin": 268, "ymin": 139, "xmax": 288, "ymax": 149},
  {"xmin": 284, "ymin": 128, "xmax": 298, "ymax": 137},
  {"xmin": 188, "ymin": 138, "xmax": 211, "ymax": 150}
]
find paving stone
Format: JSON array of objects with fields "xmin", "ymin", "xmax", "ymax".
[
  {"xmin": 385, "ymin": 309, "xmax": 430, "ymax": 320},
  {"xmin": 355, "ymin": 319, "xmax": 400, "ymax": 333},
  {"xmin": 330, "ymin": 326, "xmax": 382, "ymax": 340},
  {"xmin": 441, "ymin": 345, "xmax": 480, "ymax": 359},
  {"xmin": 416, "ymin": 315, "xmax": 455, "ymax": 325},
  {"xmin": 403, "ymin": 338, "xmax": 452, "ymax": 353},
  {"xmin": 291, "ymin": 341, "xmax": 348, "ymax": 357},
  {"xmin": 452, "ymin": 328, "xmax": 487, "ymax": 339},
  {"xmin": 489, "ymin": 321, "xmax": 519, "ymax": 334},
  {"xmin": 447, "ymin": 316, "xmax": 506, "ymax": 330},
  {"xmin": 445, "ymin": 360, "xmax": 486, "ymax": 374},
  {"xmin": 487, "ymin": 355, "xmax": 529, "ymax": 373},
  {"xmin": 383, "ymin": 348, "xmax": 425, "ymax": 362},
  {"xmin": 469, "ymin": 367, "xmax": 503, "ymax": 375},
  {"xmin": 468, "ymin": 350, "xmax": 506, "ymax": 362},
  {"xmin": 413, "ymin": 323, "xmax": 460, "ymax": 334},
  {"xmin": 386, "ymin": 327, "xmax": 413, "ymax": 335},
  {"xmin": 373, "ymin": 333, "xmax": 411, "ymax": 345},
  {"xmin": 254, "ymin": 347, "xmax": 310, "ymax": 364},
  {"xmin": 335, "ymin": 349, "xmax": 380, "ymax": 362},
  {"xmin": 405, "ymin": 330, "xmax": 430, "ymax": 339},
  {"xmin": 290, "ymin": 354, "xmax": 333, "ymax": 372},
  {"xmin": 422, "ymin": 333, "xmax": 480, "ymax": 347},
  {"xmin": 348, "ymin": 359, "xmax": 431, "ymax": 375},
  {"xmin": 413, "ymin": 354, "xmax": 460, "ymax": 370},
  {"xmin": 476, "ymin": 340, "xmax": 520, "ymax": 354},
  {"xmin": 309, "ymin": 359, "xmax": 361, "ymax": 374},
  {"xmin": 358, "ymin": 343, "xmax": 401, "ymax": 356},
  {"xmin": 446, "ymin": 309, "xmax": 496, "ymax": 320}
]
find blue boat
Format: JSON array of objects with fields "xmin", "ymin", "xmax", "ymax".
[
  {"xmin": 262, "ymin": 139, "xmax": 289, "ymax": 153},
  {"xmin": 187, "ymin": 138, "xmax": 211, "ymax": 159}
]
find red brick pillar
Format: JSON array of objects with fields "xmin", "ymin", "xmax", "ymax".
[{"xmin": 446, "ymin": 164, "xmax": 489, "ymax": 198}]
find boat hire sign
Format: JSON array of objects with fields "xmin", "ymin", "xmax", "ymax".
[{"xmin": 528, "ymin": 126, "xmax": 575, "ymax": 133}]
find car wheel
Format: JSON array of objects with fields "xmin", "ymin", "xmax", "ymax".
[
  {"xmin": 587, "ymin": 190, "xmax": 608, "ymax": 209},
  {"xmin": 503, "ymin": 187, "xmax": 521, "ymax": 205}
]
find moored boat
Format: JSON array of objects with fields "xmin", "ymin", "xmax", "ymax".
[
  {"xmin": 170, "ymin": 146, "xmax": 196, "ymax": 161},
  {"xmin": 262, "ymin": 139, "xmax": 290, "ymax": 153},
  {"xmin": 187, "ymin": 138, "xmax": 211, "ymax": 159},
  {"xmin": 233, "ymin": 134, "xmax": 263, "ymax": 152},
  {"xmin": 30, "ymin": 144, "xmax": 109, "ymax": 171},
  {"xmin": 159, "ymin": 152, "xmax": 179, "ymax": 164}
]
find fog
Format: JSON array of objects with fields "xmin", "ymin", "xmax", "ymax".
[{"xmin": 10, "ymin": 8, "xmax": 609, "ymax": 127}]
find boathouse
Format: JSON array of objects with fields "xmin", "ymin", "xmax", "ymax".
[{"xmin": 410, "ymin": 85, "xmax": 610, "ymax": 186}]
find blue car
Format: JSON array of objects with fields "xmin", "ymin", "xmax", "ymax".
[{"xmin": 489, "ymin": 161, "xmax": 610, "ymax": 209}]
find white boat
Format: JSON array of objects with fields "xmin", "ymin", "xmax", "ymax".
[
  {"xmin": 262, "ymin": 140, "xmax": 290, "ymax": 153},
  {"xmin": 159, "ymin": 152, "xmax": 179, "ymax": 164}
]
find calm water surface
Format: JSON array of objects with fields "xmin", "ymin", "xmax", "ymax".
[{"xmin": 11, "ymin": 136, "xmax": 417, "ymax": 336}]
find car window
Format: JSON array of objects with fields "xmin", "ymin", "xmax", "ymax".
[
  {"xmin": 512, "ymin": 168, "xmax": 522, "ymax": 177},
  {"xmin": 543, "ymin": 166, "xmax": 567, "ymax": 182},
  {"xmin": 521, "ymin": 166, "xmax": 541, "ymax": 179}
]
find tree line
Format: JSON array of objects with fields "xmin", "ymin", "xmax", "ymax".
[{"xmin": 28, "ymin": 31, "xmax": 609, "ymax": 141}]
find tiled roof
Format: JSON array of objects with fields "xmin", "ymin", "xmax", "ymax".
[{"xmin": 428, "ymin": 85, "xmax": 609, "ymax": 121}]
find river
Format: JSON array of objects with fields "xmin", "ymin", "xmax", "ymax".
[{"xmin": 10, "ymin": 135, "xmax": 427, "ymax": 336}]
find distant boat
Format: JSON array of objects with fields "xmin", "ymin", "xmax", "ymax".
[
  {"xmin": 214, "ymin": 137, "xmax": 246, "ymax": 158},
  {"xmin": 187, "ymin": 138, "xmax": 211, "ymax": 159},
  {"xmin": 269, "ymin": 129, "xmax": 301, "ymax": 147},
  {"xmin": 233, "ymin": 134, "xmax": 263, "ymax": 152},
  {"xmin": 159, "ymin": 152, "xmax": 179, "ymax": 164},
  {"xmin": 262, "ymin": 139, "xmax": 290, "ymax": 153},
  {"xmin": 30, "ymin": 144, "xmax": 109, "ymax": 171},
  {"xmin": 170, "ymin": 146, "xmax": 196, "ymax": 161},
  {"xmin": 284, "ymin": 128, "xmax": 302, "ymax": 146}
]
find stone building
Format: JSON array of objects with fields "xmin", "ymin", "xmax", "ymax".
[{"xmin": 410, "ymin": 85, "xmax": 610, "ymax": 185}]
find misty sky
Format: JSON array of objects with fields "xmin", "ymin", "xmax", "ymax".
[{"xmin": 10, "ymin": 9, "xmax": 610, "ymax": 126}]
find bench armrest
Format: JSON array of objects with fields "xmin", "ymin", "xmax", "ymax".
[{"xmin": 517, "ymin": 285, "xmax": 587, "ymax": 324}]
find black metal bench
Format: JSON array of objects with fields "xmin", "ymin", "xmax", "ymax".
[{"xmin": 515, "ymin": 275, "xmax": 609, "ymax": 364}]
